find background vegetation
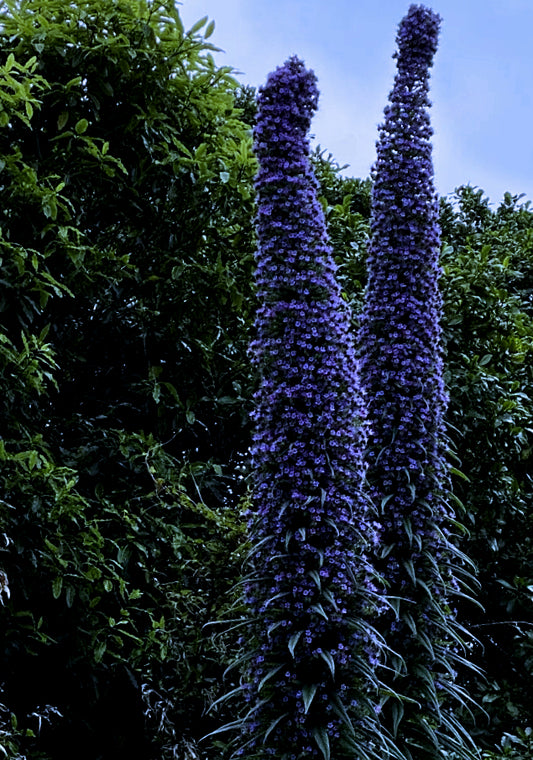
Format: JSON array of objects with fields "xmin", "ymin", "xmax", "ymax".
[{"xmin": 0, "ymin": 1, "xmax": 531, "ymax": 758}]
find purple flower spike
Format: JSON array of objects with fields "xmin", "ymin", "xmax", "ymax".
[
  {"xmin": 358, "ymin": 6, "xmax": 477, "ymax": 758},
  {"xmin": 240, "ymin": 56, "xmax": 383, "ymax": 760}
]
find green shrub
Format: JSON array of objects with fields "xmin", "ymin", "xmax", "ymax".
[{"xmin": 0, "ymin": 1, "xmax": 255, "ymax": 757}]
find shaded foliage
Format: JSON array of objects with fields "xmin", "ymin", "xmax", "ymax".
[
  {"xmin": 0, "ymin": 1, "xmax": 256, "ymax": 758},
  {"xmin": 439, "ymin": 187, "xmax": 533, "ymax": 750}
]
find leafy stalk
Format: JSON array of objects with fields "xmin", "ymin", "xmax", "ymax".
[
  {"xmin": 238, "ymin": 56, "xmax": 384, "ymax": 760},
  {"xmin": 358, "ymin": 6, "xmax": 480, "ymax": 758}
]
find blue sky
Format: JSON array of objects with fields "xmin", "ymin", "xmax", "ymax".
[{"xmin": 178, "ymin": 0, "xmax": 533, "ymax": 206}]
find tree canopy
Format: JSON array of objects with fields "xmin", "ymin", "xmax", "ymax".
[{"xmin": 0, "ymin": 1, "xmax": 256, "ymax": 757}]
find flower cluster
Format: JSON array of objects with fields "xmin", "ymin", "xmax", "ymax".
[
  {"xmin": 360, "ymin": 3, "xmax": 445, "ymax": 567},
  {"xmin": 358, "ymin": 5, "xmax": 475, "ymax": 757},
  {"xmin": 242, "ymin": 56, "xmax": 380, "ymax": 760}
]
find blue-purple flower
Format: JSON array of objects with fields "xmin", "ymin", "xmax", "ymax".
[
  {"xmin": 358, "ymin": 6, "xmax": 477, "ymax": 757},
  {"xmin": 240, "ymin": 56, "xmax": 382, "ymax": 760}
]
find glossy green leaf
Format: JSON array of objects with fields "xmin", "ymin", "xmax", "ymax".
[
  {"xmin": 302, "ymin": 683, "xmax": 318, "ymax": 714},
  {"xmin": 312, "ymin": 725, "xmax": 331, "ymax": 760},
  {"xmin": 75, "ymin": 118, "xmax": 88, "ymax": 134}
]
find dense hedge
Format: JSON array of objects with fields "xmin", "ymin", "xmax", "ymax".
[{"xmin": 0, "ymin": 2, "xmax": 256, "ymax": 757}]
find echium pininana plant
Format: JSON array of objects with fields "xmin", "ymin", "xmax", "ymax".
[
  {"xmin": 358, "ymin": 6, "xmax": 479, "ymax": 759},
  {"xmin": 238, "ymin": 56, "xmax": 388, "ymax": 760}
]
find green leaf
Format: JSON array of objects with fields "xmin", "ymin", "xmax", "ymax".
[
  {"xmin": 65, "ymin": 586, "xmax": 75, "ymax": 608},
  {"xmin": 402, "ymin": 558, "xmax": 416, "ymax": 584},
  {"xmin": 75, "ymin": 118, "xmax": 89, "ymax": 134},
  {"xmin": 258, "ymin": 664, "xmax": 284, "ymax": 694},
  {"xmin": 195, "ymin": 142, "xmax": 207, "ymax": 160},
  {"xmin": 310, "ymin": 603, "xmax": 328, "ymax": 620},
  {"xmin": 312, "ymin": 725, "xmax": 331, "ymax": 760},
  {"xmin": 262, "ymin": 713, "xmax": 288, "ymax": 743},
  {"xmin": 380, "ymin": 493, "xmax": 393, "ymax": 511},
  {"xmin": 84, "ymin": 566, "xmax": 102, "ymax": 581},
  {"xmin": 390, "ymin": 699, "xmax": 404, "ymax": 737},
  {"xmin": 319, "ymin": 649, "xmax": 335, "ymax": 677},
  {"xmin": 52, "ymin": 576, "xmax": 63, "ymax": 599},
  {"xmin": 41, "ymin": 195, "xmax": 57, "ymax": 220},
  {"xmin": 202, "ymin": 718, "xmax": 246, "ymax": 739},
  {"xmin": 57, "ymin": 111, "xmax": 69, "ymax": 130},
  {"xmin": 320, "ymin": 588, "xmax": 338, "ymax": 610},
  {"xmin": 403, "ymin": 517, "xmax": 413, "ymax": 544},
  {"xmin": 288, "ymin": 630, "xmax": 303, "ymax": 657},
  {"xmin": 94, "ymin": 642, "xmax": 106, "ymax": 663},
  {"xmin": 449, "ymin": 466, "xmax": 471, "ymax": 482},
  {"xmin": 403, "ymin": 612, "xmax": 417, "ymax": 636},
  {"xmin": 307, "ymin": 568, "xmax": 321, "ymax": 589},
  {"xmin": 187, "ymin": 15, "xmax": 208, "ymax": 35},
  {"xmin": 330, "ymin": 694, "xmax": 355, "ymax": 734},
  {"xmin": 302, "ymin": 683, "xmax": 318, "ymax": 714},
  {"xmin": 66, "ymin": 76, "xmax": 82, "ymax": 89}
]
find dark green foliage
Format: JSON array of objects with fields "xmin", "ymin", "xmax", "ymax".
[
  {"xmin": 0, "ymin": 1, "xmax": 256, "ymax": 757},
  {"xmin": 439, "ymin": 187, "xmax": 533, "ymax": 749},
  {"xmin": 310, "ymin": 149, "xmax": 371, "ymax": 316},
  {"xmin": 481, "ymin": 728, "xmax": 533, "ymax": 760}
]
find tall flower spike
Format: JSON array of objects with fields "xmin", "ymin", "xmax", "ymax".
[
  {"xmin": 240, "ymin": 56, "xmax": 384, "ymax": 760},
  {"xmin": 358, "ymin": 6, "xmax": 479, "ymax": 759}
]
